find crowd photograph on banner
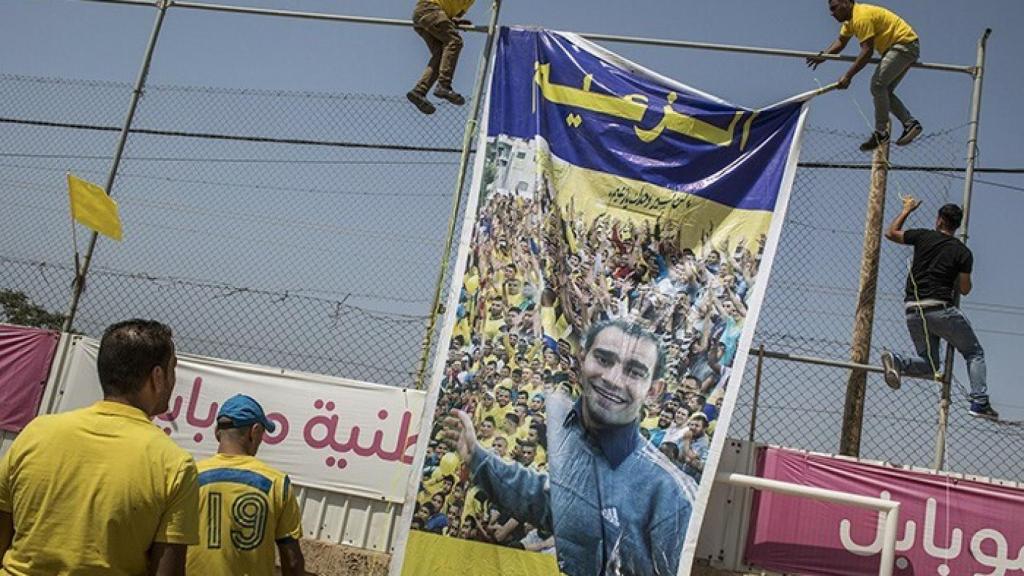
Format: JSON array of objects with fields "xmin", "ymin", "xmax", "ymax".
[
  {"xmin": 408, "ymin": 28, "xmax": 806, "ymax": 575},
  {"xmin": 412, "ymin": 145, "xmax": 765, "ymax": 575}
]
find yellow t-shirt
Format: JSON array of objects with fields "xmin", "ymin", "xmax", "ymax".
[
  {"xmin": 0, "ymin": 401, "xmax": 199, "ymax": 576},
  {"xmin": 840, "ymin": 3, "xmax": 918, "ymax": 55},
  {"xmin": 186, "ymin": 454, "xmax": 303, "ymax": 576},
  {"xmin": 430, "ymin": 0, "xmax": 474, "ymax": 19}
]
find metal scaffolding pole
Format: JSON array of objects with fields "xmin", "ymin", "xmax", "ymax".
[
  {"xmin": 414, "ymin": 0, "xmax": 504, "ymax": 389},
  {"xmin": 73, "ymin": 0, "xmax": 974, "ymax": 74},
  {"xmin": 933, "ymin": 28, "xmax": 992, "ymax": 471},
  {"xmin": 61, "ymin": 0, "xmax": 170, "ymax": 333},
  {"xmin": 44, "ymin": 0, "xmax": 169, "ymax": 414}
]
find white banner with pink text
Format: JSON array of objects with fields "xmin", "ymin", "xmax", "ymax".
[{"xmin": 55, "ymin": 335, "xmax": 425, "ymax": 503}]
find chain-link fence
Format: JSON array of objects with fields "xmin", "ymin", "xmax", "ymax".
[
  {"xmin": 728, "ymin": 125, "xmax": 1024, "ymax": 482},
  {"xmin": 0, "ymin": 73, "xmax": 471, "ymax": 387},
  {"xmin": 1, "ymin": 4, "xmax": 1020, "ymax": 484}
]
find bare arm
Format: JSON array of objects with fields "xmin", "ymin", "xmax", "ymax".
[
  {"xmin": 838, "ymin": 38, "xmax": 875, "ymax": 89},
  {"xmin": 0, "ymin": 511, "xmax": 13, "ymax": 557},
  {"xmin": 885, "ymin": 196, "xmax": 921, "ymax": 244},
  {"xmin": 277, "ymin": 539, "xmax": 306, "ymax": 576},
  {"xmin": 148, "ymin": 543, "xmax": 187, "ymax": 576},
  {"xmin": 959, "ymin": 272, "xmax": 972, "ymax": 296}
]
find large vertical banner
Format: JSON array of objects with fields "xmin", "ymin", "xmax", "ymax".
[{"xmin": 398, "ymin": 27, "xmax": 808, "ymax": 576}]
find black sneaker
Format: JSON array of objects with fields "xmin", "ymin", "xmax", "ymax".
[
  {"xmin": 407, "ymin": 91, "xmax": 436, "ymax": 115},
  {"xmin": 859, "ymin": 130, "xmax": 890, "ymax": 152},
  {"xmin": 969, "ymin": 402, "xmax": 1000, "ymax": 420},
  {"xmin": 895, "ymin": 121, "xmax": 923, "ymax": 146},
  {"xmin": 880, "ymin": 350, "xmax": 901, "ymax": 390},
  {"xmin": 434, "ymin": 85, "xmax": 466, "ymax": 106}
]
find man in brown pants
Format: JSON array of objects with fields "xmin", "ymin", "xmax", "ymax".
[{"xmin": 408, "ymin": 0, "xmax": 475, "ymax": 115}]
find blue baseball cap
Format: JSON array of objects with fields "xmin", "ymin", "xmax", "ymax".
[{"xmin": 217, "ymin": 394, "xmax": 276, "ymax": 433}]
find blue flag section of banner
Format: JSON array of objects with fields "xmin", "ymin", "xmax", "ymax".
[{"xmin": 397, "ymin": 27, "xmax": 809, "ymax": 576}]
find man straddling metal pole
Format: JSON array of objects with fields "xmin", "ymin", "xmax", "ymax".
[
  {"xmin": 807, "ymin": 0, "xmax": 923, "ymax": 151},
  {"xmin": 882, "ymin": 196, "xmax": 999, "ymax": 420},
  {"xmin": 407, "ymin": 0, "xmax": 476, "ymax": 115}
]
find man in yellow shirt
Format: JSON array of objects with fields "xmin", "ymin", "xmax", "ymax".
[
  {"xmin": 407, "ymin": 0, "xmax": 476, "ymax": 115},
  {"xmin": 0, "ymin": 319, "xmax": 199, "ymax": 576},
  {"xmin": 808, "ymin": 0, "xmax": 923, "ymax": 151},
  {"xmin": 187, "ymin": 394, "xmax": 305, "ymax": 576}
]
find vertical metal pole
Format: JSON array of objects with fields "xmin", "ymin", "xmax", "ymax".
[
  {"xmin": 60, "ymin": 0, "xmax": 170, "ymax": 333},
  {"xmin": 44, "ymin": 0, "xmax": 169, "ymax": 416},
  {"xmin": 840, "ymin": 141, "xmax": 890, "ymax": 457},
  {"xmin": 749, "ymin": 344, "xmax": 765, "ymax": 444},
  {"xmin": 933, "ymin": 28, "xmax": 991, "ymax": 471},
  {"xmin": 414, "ymin": 0, "xmax": 503, "ymax": 389}
]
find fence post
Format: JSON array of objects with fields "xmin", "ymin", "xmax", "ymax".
[
  {"xmin": 414, "ymin": 0, "xmax": 504, "ymax": 389},
  {"xmin": 839, "ymin": 141, "xmax": 890, "ymax": 457},
  {"xmin": 749, "ymin": 344, "xmax": 765, "ymax": 444},
  {"xmin": 42, "ymin": 0, "xmax": 169, "ymax": 415},
  {"xmin": 60, "ymin": 0, "xmax": 170, "ymax": 333},
  {"xmin": 932, "ymin": 28, "xmax": 991, "ymax": 471}
]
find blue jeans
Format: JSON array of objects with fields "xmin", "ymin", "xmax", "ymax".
[{"xmin": 894, "ymin": 305, "xmax": 988, "ymax": 403}]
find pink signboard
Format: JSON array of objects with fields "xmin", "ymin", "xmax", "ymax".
[
  {"xmin": 747, "ymin": 447, "xmax": 1024, "ymax": 576},
  {"xmin": 0, "ymin": 325, "xmax": 59, "ymax": 432}
]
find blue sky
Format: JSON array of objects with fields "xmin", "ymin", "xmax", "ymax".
[{"xmin": 2, "ymin": 0, "xmax": 1022, "ymax": 457}]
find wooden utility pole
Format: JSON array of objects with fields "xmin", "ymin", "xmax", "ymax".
[{"xmin": 839, "ymin": 140, "xmax": 890, "ymax": 456}]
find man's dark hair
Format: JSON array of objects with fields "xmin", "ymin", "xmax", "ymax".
[
  {"xmin": 938, "ymin": 204, "xmax": 963, "ymax": 231},
  {"xmin": 97, "ymin": 319, "xmax": 174, "ymax": 397},
  {"xmin": 581, "ymin": 319, "xmax": 667, "ymax": 380}
]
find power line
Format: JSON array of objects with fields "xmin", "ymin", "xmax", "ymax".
[
  {"xmin": 0, "ymin": 152, "xmax": 459, "ymax": 166},
  {"xmin": 4, "ymin": 116, "xmax": 1022, "ymax": 177},
  {"xmin": 0, "ymin": 117, "xmax": 464, "ymax": 154}
]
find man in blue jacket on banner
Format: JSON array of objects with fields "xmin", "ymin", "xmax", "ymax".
[{"xmin": 448, "ymin": 319, "xmax": 697, "ymax": 576}]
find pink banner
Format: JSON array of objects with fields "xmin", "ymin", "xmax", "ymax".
[
  {"xmin": 0, "ymin": 325, "xmax": 59, "ymax": 432},
  {"xmin": 746, "ymin": 447, "xmax": 1024, "ymax": 576}
]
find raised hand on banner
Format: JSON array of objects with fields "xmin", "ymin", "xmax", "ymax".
[{"xmin": 446, "ymin": 409, "xmax": 479, "ymax": 462}]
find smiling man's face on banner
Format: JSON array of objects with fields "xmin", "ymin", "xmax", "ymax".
[{"xmin": 580, "ymin": 324, "xmax": 660, "ymax": 429}]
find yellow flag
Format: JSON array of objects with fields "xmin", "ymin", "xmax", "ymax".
[{"xmin": 67, "ymin": 174, "xmax": 123, "ymax": 241}]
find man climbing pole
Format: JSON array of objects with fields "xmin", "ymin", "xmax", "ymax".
[
  {"xmin": 807, "ymin": 0, "xmax": 923, "ymax": 151},
  {"xmin": 882, "ymin": 197, "xmax": 998, "ymax": 420},
  {"xmin": 407, "ymin": 0, "xmax": 476, "ymax": 115}
]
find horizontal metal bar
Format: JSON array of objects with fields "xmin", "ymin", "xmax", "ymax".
[
  {"xmin": 718, "ymin": 473, "xmax": 898, "ymax": 511},
  {"xmin": 718, "ymin": 473, "xmax": 899, "ymax": 576},
  {"xmin": 80, "ymin": 0, "xmax": 489, "ymax": 31},
  {"xmin": 754, "ymin": 348, "xmax": 884, "ymax": 374},
  {"xmin": 573, "ymin": 31, "xmax": 974, "ymax": 75},
  {"xmin": 73, "ymin": 0, "xmax": 973, "ymax": 75}
]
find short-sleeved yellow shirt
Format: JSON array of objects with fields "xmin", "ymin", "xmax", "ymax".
[
  {"xmin": 186, "ymin": 454, "xmax": 304, "ymax": 576},
  {"xmin": 840, "ymin": 3, "xmax": 918, "ymax": 55},
  {"xmin": 0, "ymin": 401, "xmax": 199, "ymax": 576},
  {"xmin": 430, "ymin": 0, "xmax": 475, "ymax": 19}
]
